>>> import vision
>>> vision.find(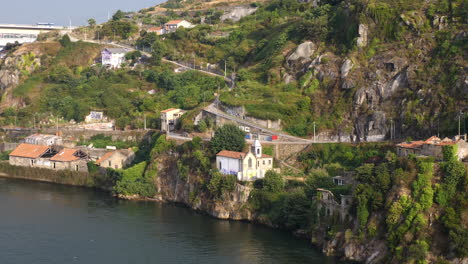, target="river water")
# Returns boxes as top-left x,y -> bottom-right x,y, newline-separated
0,178 -> 339,264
